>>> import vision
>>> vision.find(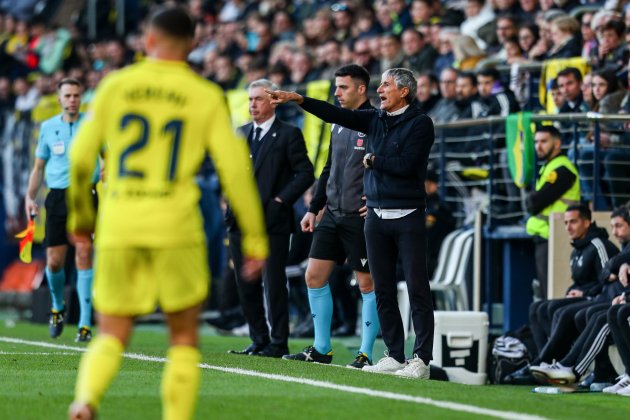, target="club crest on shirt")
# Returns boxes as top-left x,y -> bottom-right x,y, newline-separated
354,134 -> 366,151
